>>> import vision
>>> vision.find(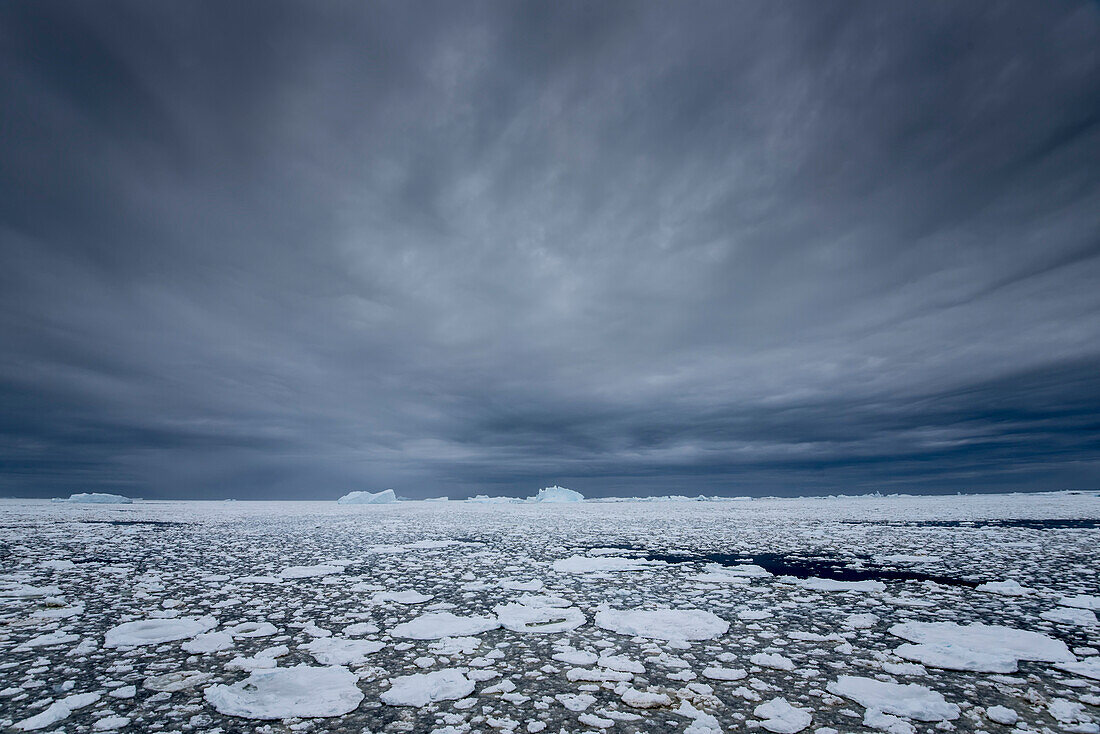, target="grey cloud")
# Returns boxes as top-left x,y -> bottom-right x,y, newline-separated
1,1 -> 1098,498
